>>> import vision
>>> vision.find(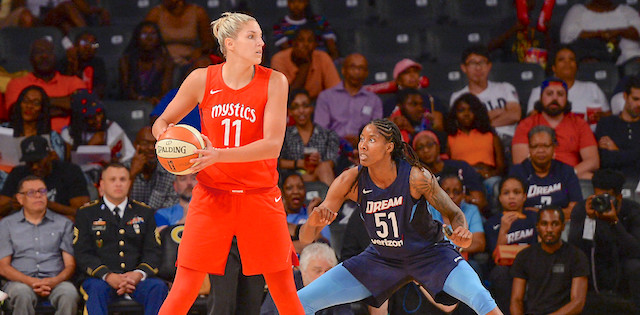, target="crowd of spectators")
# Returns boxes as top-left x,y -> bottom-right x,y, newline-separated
1,0 -> 640,314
